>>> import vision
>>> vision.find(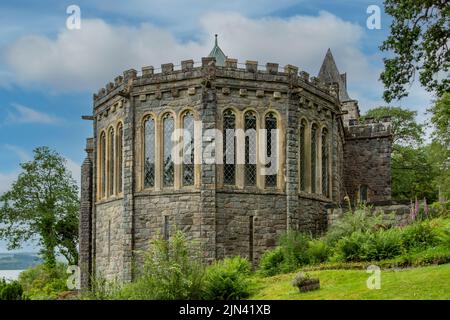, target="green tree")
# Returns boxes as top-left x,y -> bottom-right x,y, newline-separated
392,145 -> 438,201
361,106 -> 424,147
429,92 -> 450,148
0,147 -> 79,267
426,141 -> 450,200
380,0 -> 449,102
